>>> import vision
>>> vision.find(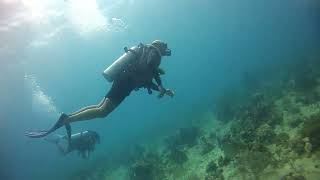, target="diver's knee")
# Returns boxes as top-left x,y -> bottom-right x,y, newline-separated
97,106 -> 113,118
98,110 -> 108,118
97,98 -> 117,118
